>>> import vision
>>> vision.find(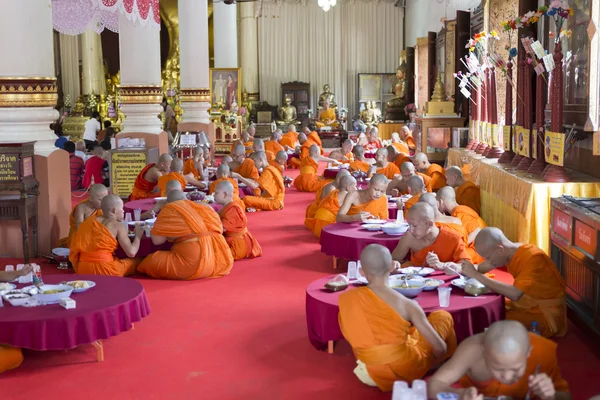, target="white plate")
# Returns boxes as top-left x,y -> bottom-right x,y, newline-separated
363,219 -> 387,225
0,283 -> 17,292
451,278 -> 467,289
238,183 -> 247,187
127,221 -> 146,227
144,218 -> 157,224
398,267 -> 435,276
361,224 -> 382,231
52,247 -> 70,257
66,280 -> 96,293
355,274 -> 423,285
154,197 -> 167,202
422,279 -> 444,291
